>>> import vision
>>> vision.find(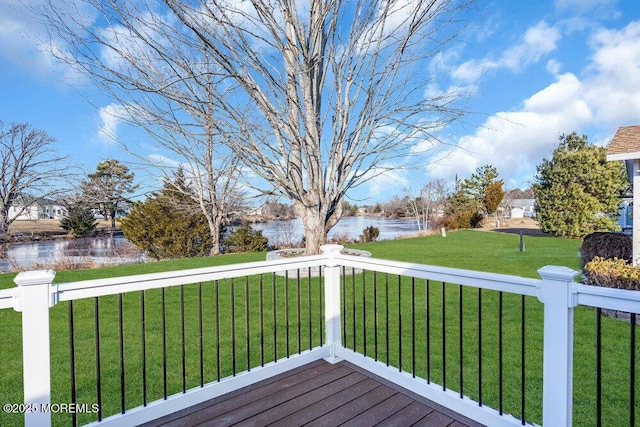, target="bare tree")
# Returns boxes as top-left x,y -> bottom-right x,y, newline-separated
0,121 -> 71,238
420,179 -> 448,230
37,0 -> 474,253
